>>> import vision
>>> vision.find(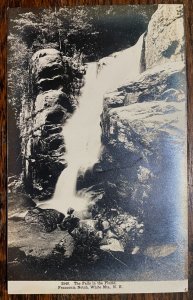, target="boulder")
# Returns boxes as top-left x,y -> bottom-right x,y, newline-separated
25,207 -> 65,232
59,216 -> 80,233
31,49 -> 66,92
102,220 -> 110,231
100,238 -> 124,252
35,89 -> 72,113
